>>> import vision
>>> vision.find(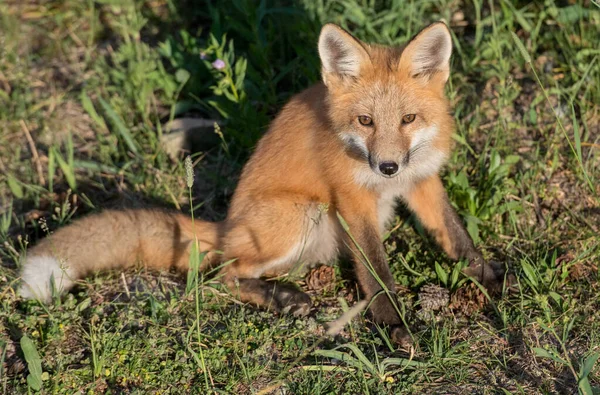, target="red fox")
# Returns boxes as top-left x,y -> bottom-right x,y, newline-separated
19,22 -> 508,343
